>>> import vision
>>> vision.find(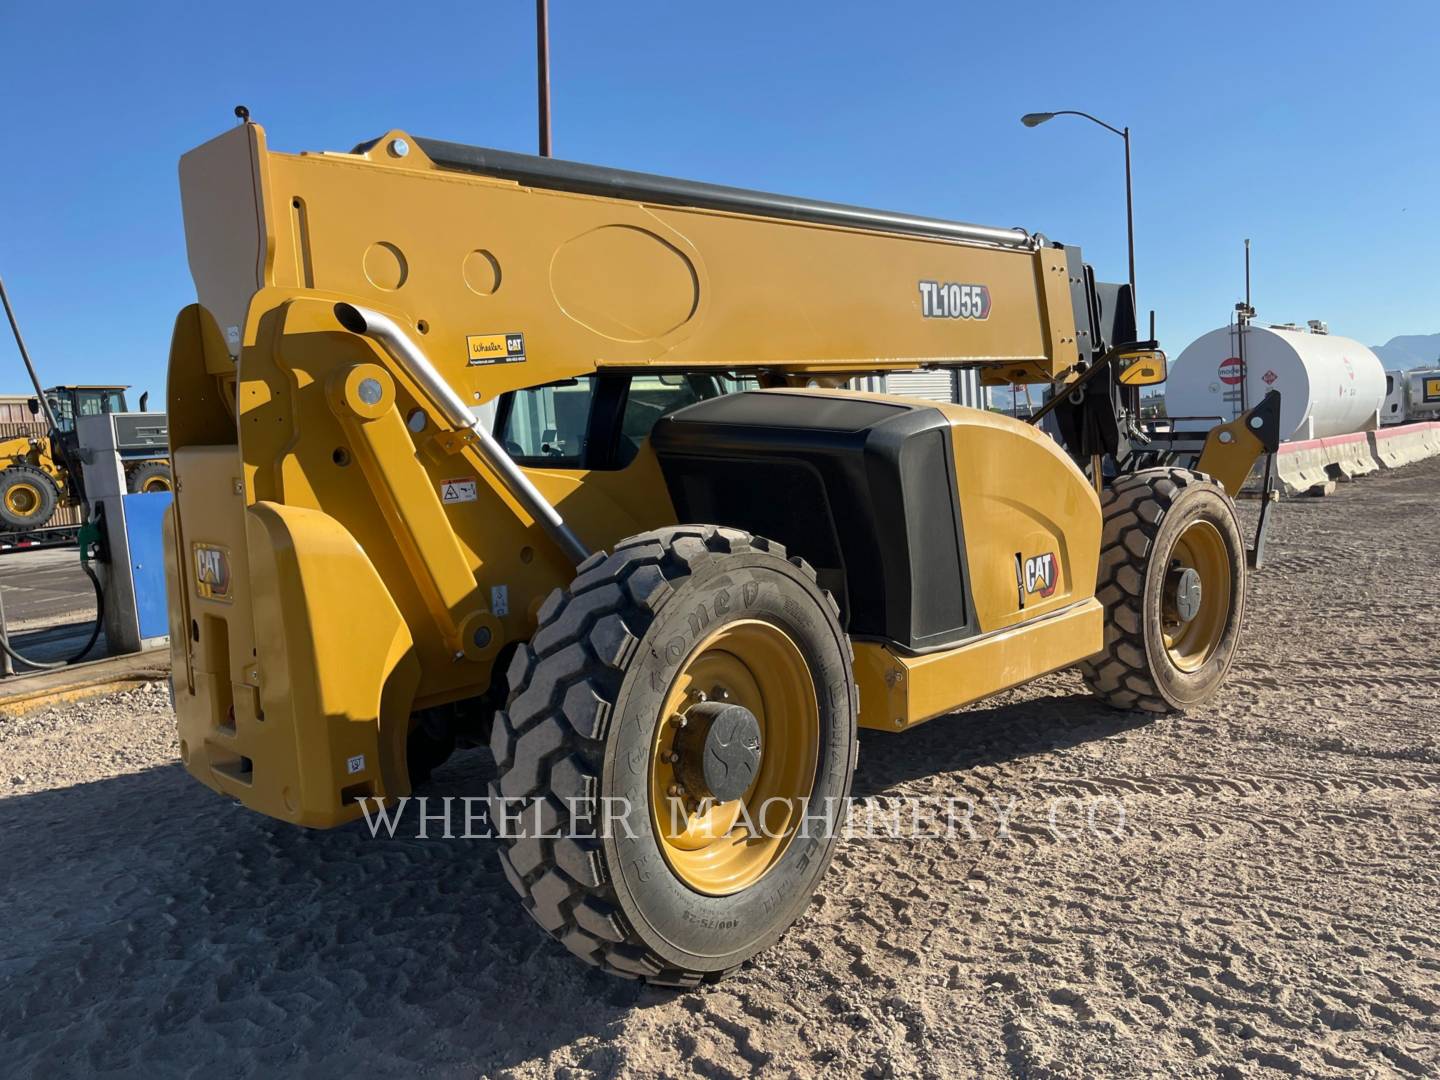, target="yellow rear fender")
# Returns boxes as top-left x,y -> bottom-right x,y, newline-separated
174,498 -> 420,828
246,501 -> 421,821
